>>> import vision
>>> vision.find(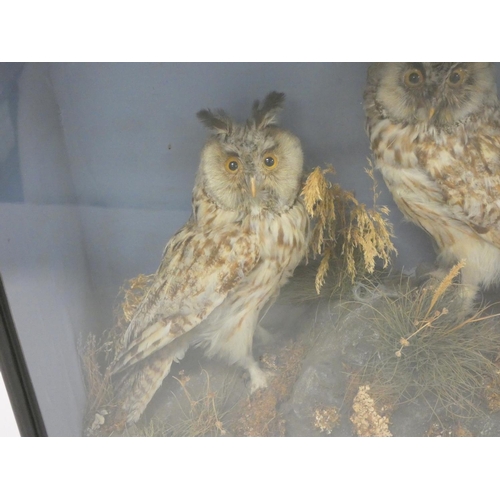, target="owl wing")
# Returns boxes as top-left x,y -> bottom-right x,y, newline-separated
436,130 -> 500,247
111,222 -> 260,375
